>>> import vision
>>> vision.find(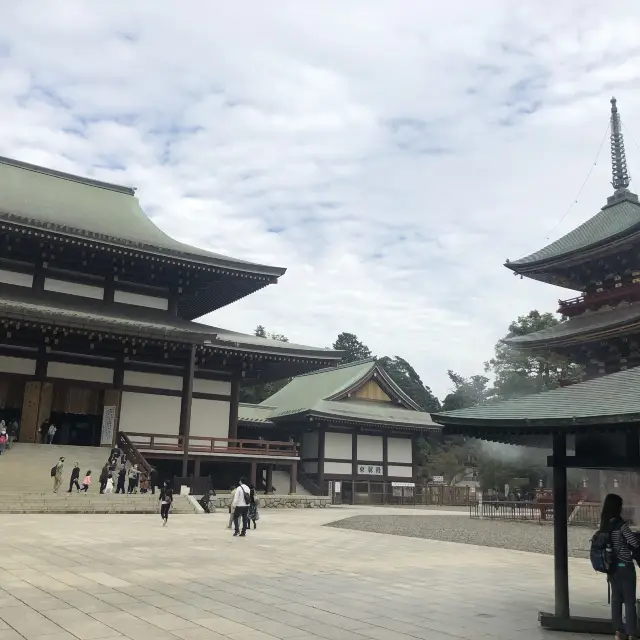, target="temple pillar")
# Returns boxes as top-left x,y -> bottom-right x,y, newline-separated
289,461 -> 297,494
317,426 -> 326,491
552,433 -> 570,619
266,465 -> 273,494
228,376 -> 240,440
179,345 -> 196,477
382,435 -> 389,481
194,458 -> 201,478
250,461 -> 257,487
20,381 -> 42,444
